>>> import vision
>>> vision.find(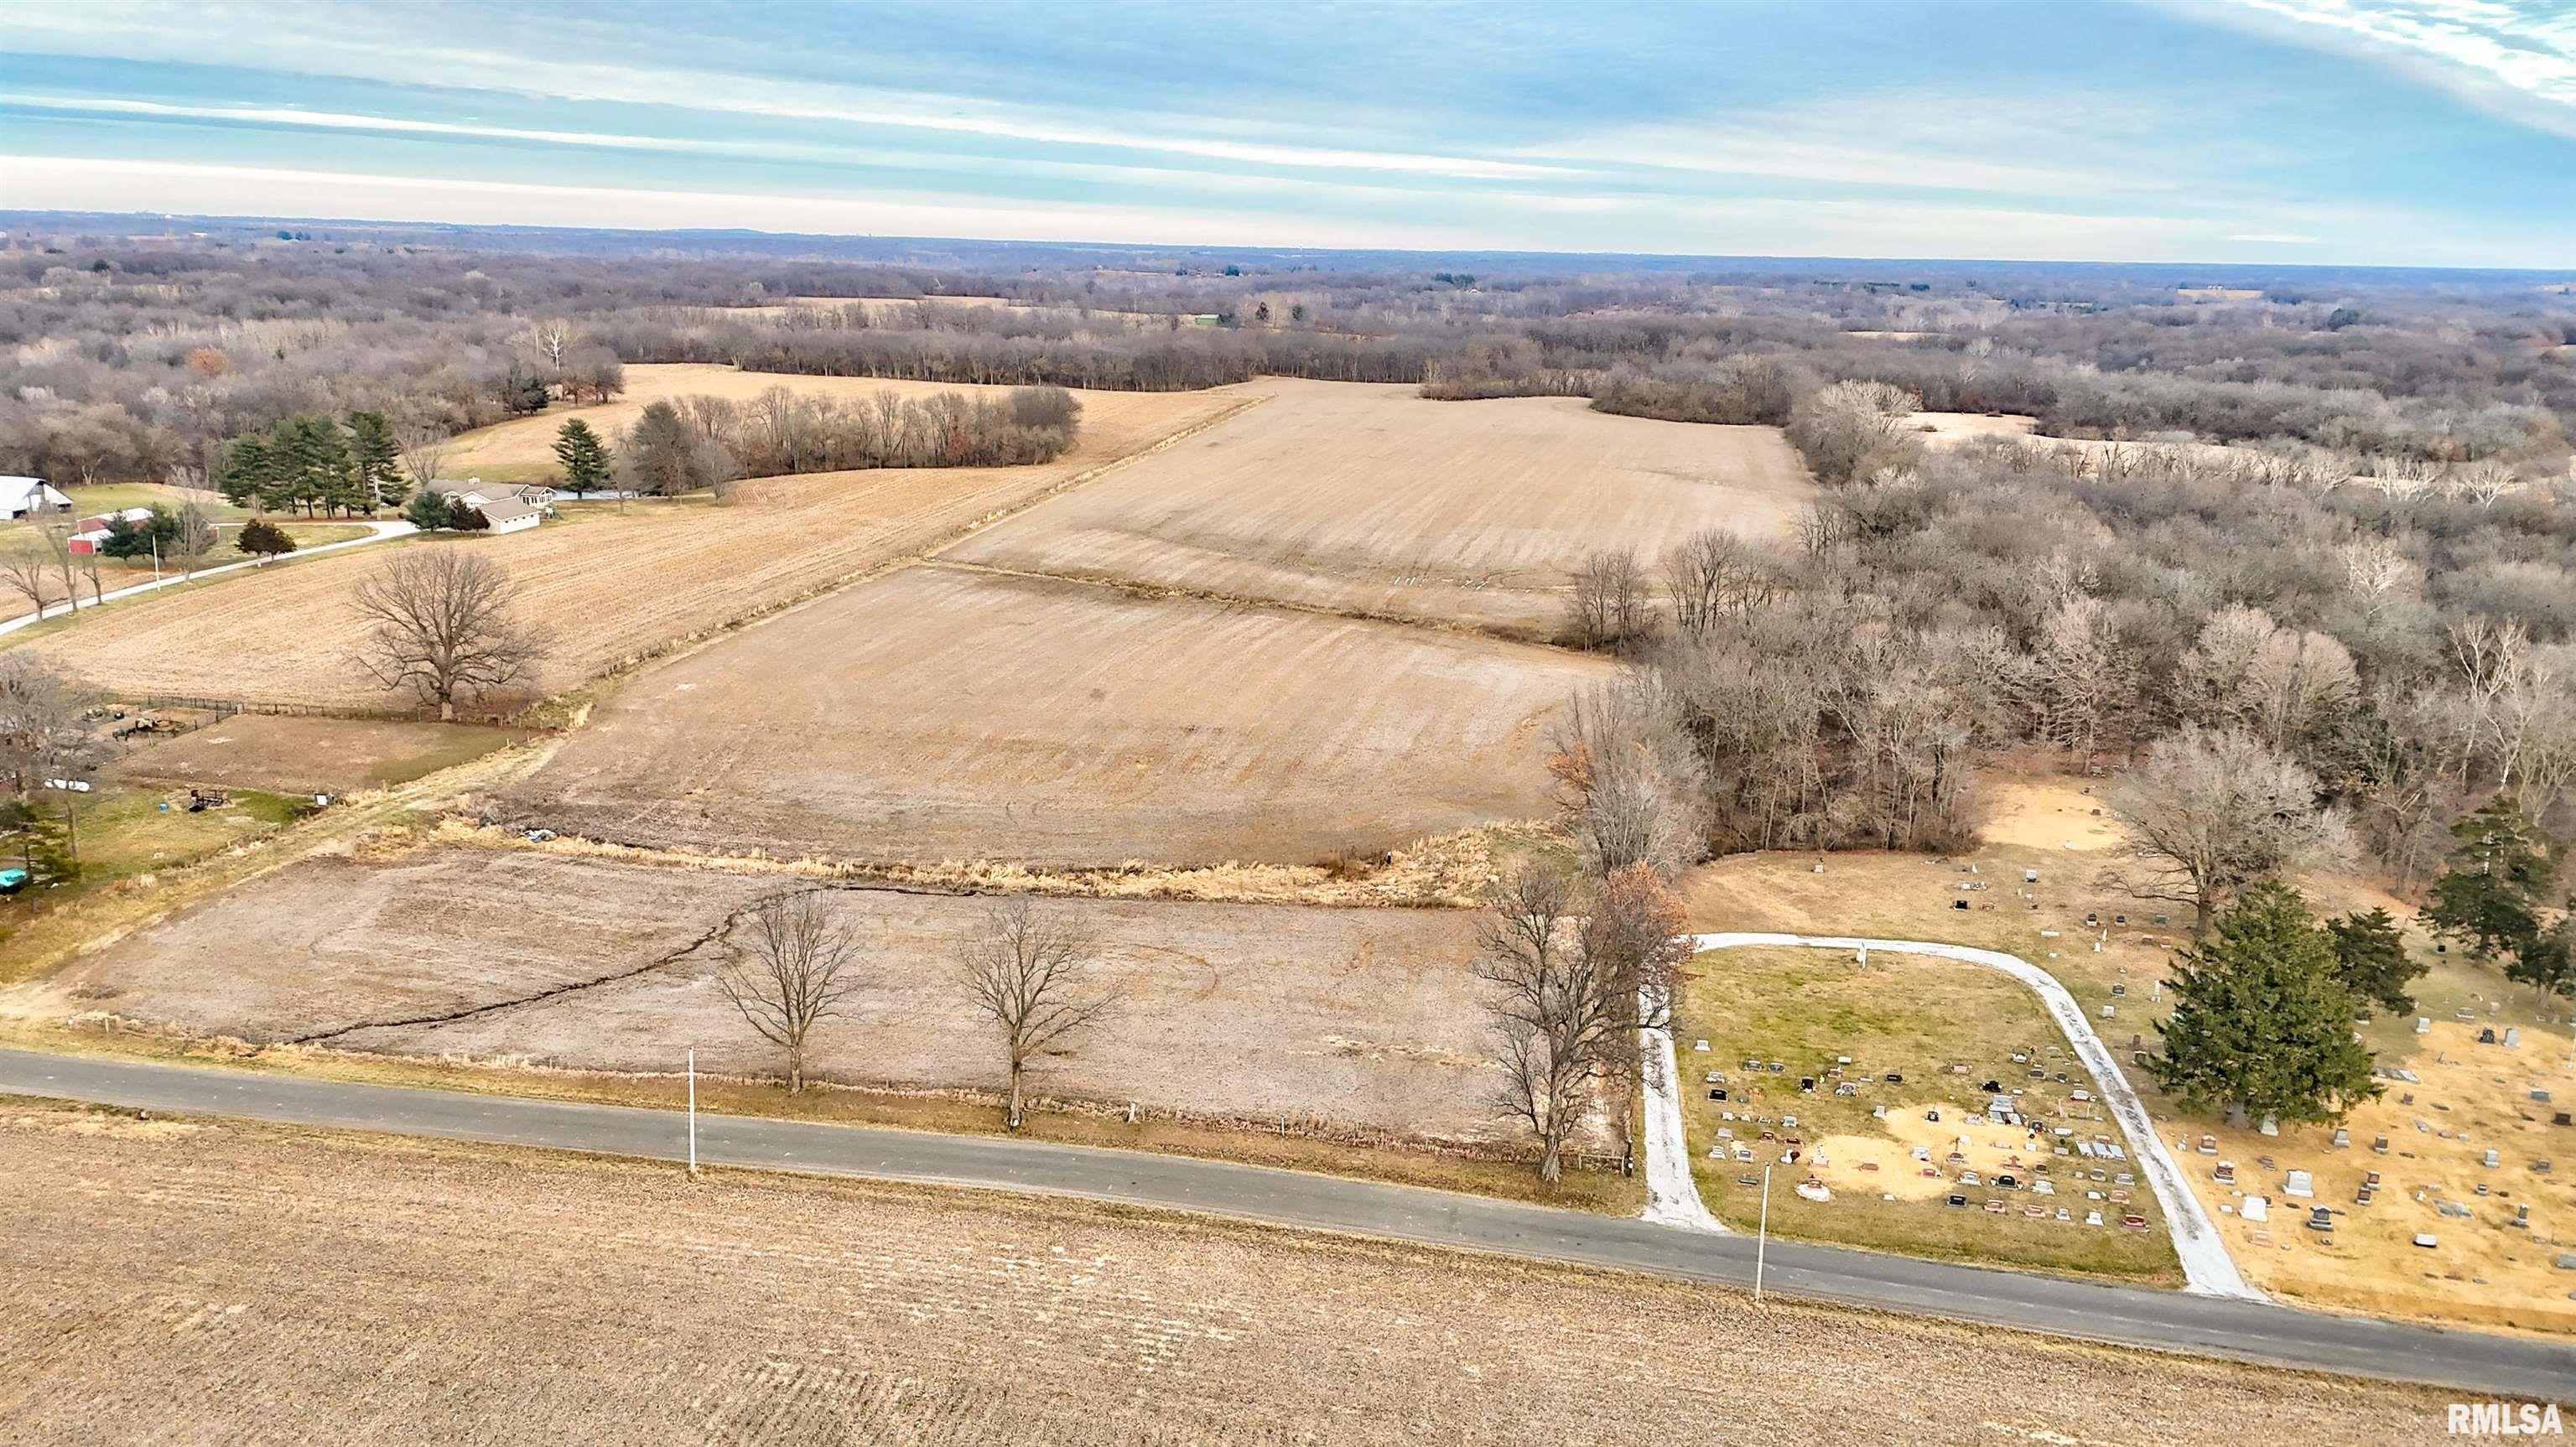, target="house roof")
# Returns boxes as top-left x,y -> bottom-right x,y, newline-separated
474,496 -> 542,526
423,477 -> 487,497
